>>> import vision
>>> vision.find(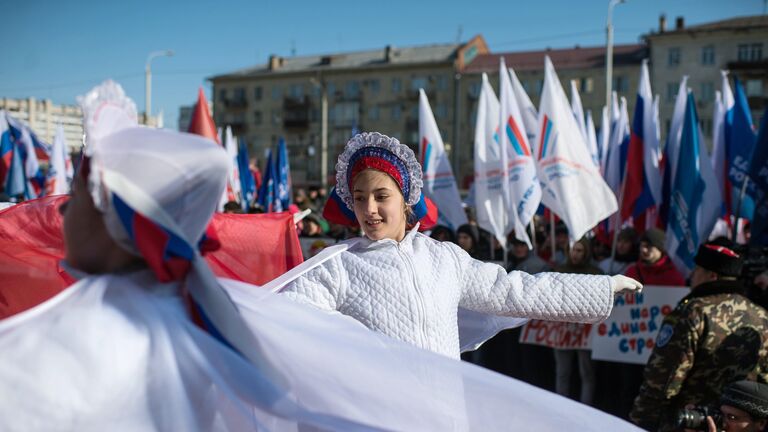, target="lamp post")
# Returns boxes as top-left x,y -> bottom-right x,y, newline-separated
145,50 -> 174,124
605,0 -> 626,109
